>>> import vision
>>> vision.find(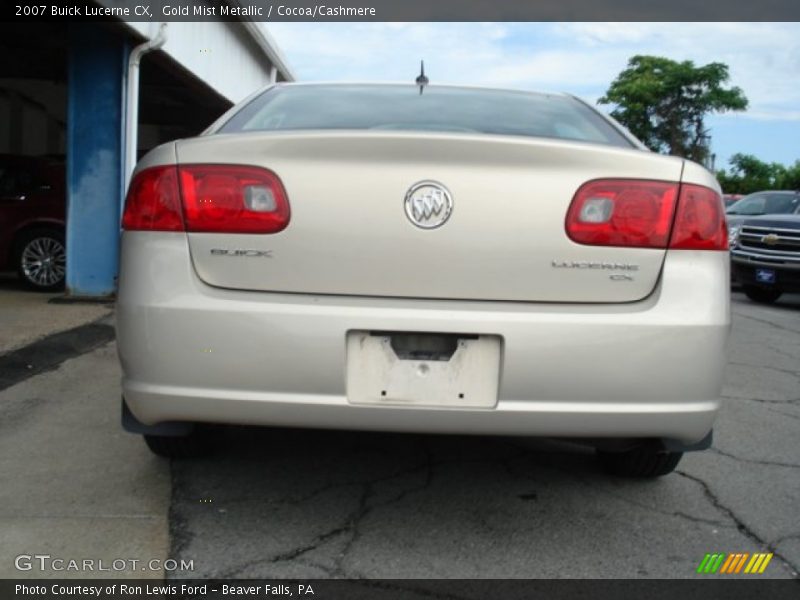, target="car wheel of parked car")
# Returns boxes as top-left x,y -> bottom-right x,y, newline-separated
143,430 -> 211,459
15,228 -> 66,291
742,285 -> 782,304
597,446 -> 683,478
